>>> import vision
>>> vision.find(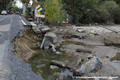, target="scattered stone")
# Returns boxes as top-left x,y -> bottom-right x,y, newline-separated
87,55 -> 94,60
50,60 -> 66,68
55,51 -> 61,55
73,56 -> 102,76
50,65 -> 59,70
